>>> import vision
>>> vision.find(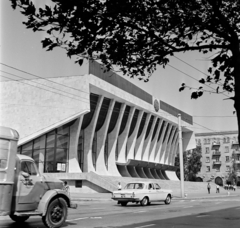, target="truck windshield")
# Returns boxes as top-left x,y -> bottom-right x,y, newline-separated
21,161 -> 38,175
